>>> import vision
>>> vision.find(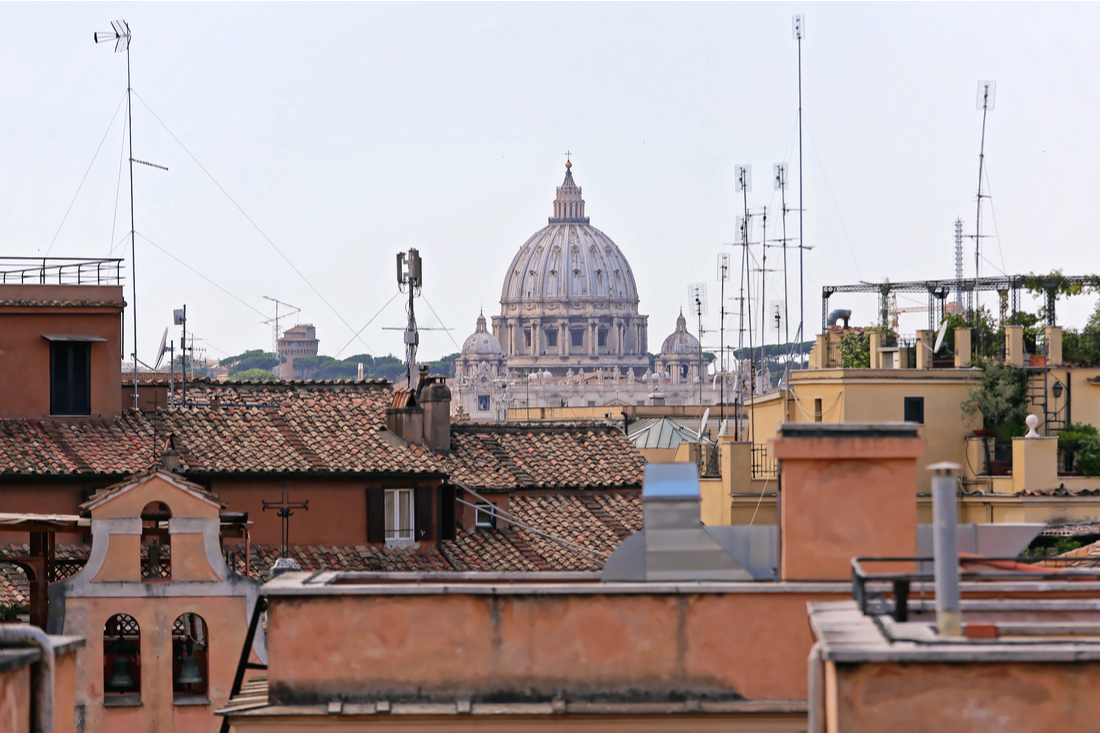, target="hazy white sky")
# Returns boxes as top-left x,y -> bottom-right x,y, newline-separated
4,2 -> 1100,364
